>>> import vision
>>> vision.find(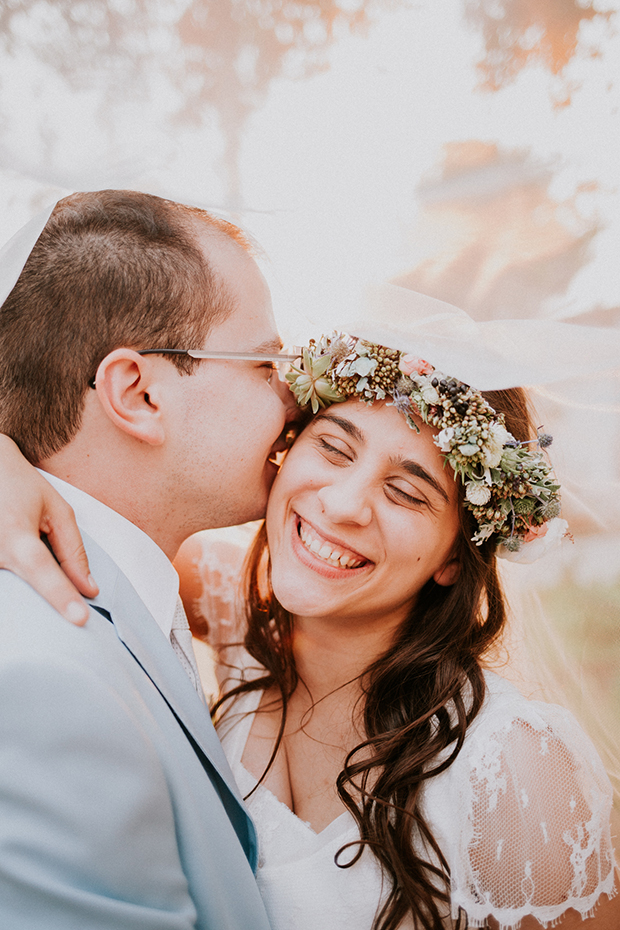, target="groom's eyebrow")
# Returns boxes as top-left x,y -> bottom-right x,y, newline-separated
252,337 -> 284,353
